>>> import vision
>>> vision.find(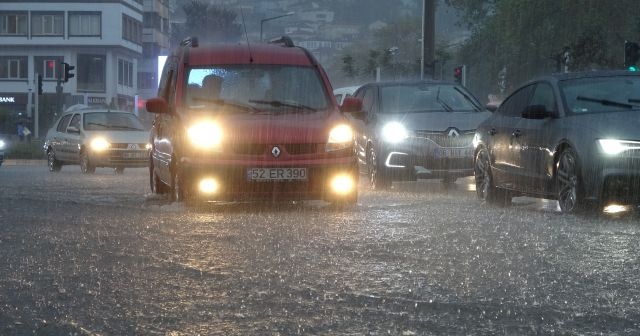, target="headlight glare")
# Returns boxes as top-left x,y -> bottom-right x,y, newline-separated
598,139 -> 640,155
0,140 -> 5,150
326,124 -> 353,151
188,121 -> 223,150
381,122 -> 409,143
90,137 -> 110,151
